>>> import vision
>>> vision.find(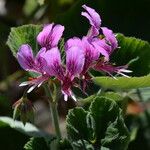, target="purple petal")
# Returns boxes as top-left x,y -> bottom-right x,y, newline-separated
37,24 -> 64,49
17,44 -> 34,71
50,24 -> 65,47
65,37 -> 83,50
82,37 -> 100,61
37,24 -> 54,48
66,46 -> 85,78
87,26 -> 99,37
36,47 -> 46,59
43,47 -> 64,79
35,48 -> 47,73
92,39 -> 110,61
81,5 -> 101,30
101,27 -> 118,50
